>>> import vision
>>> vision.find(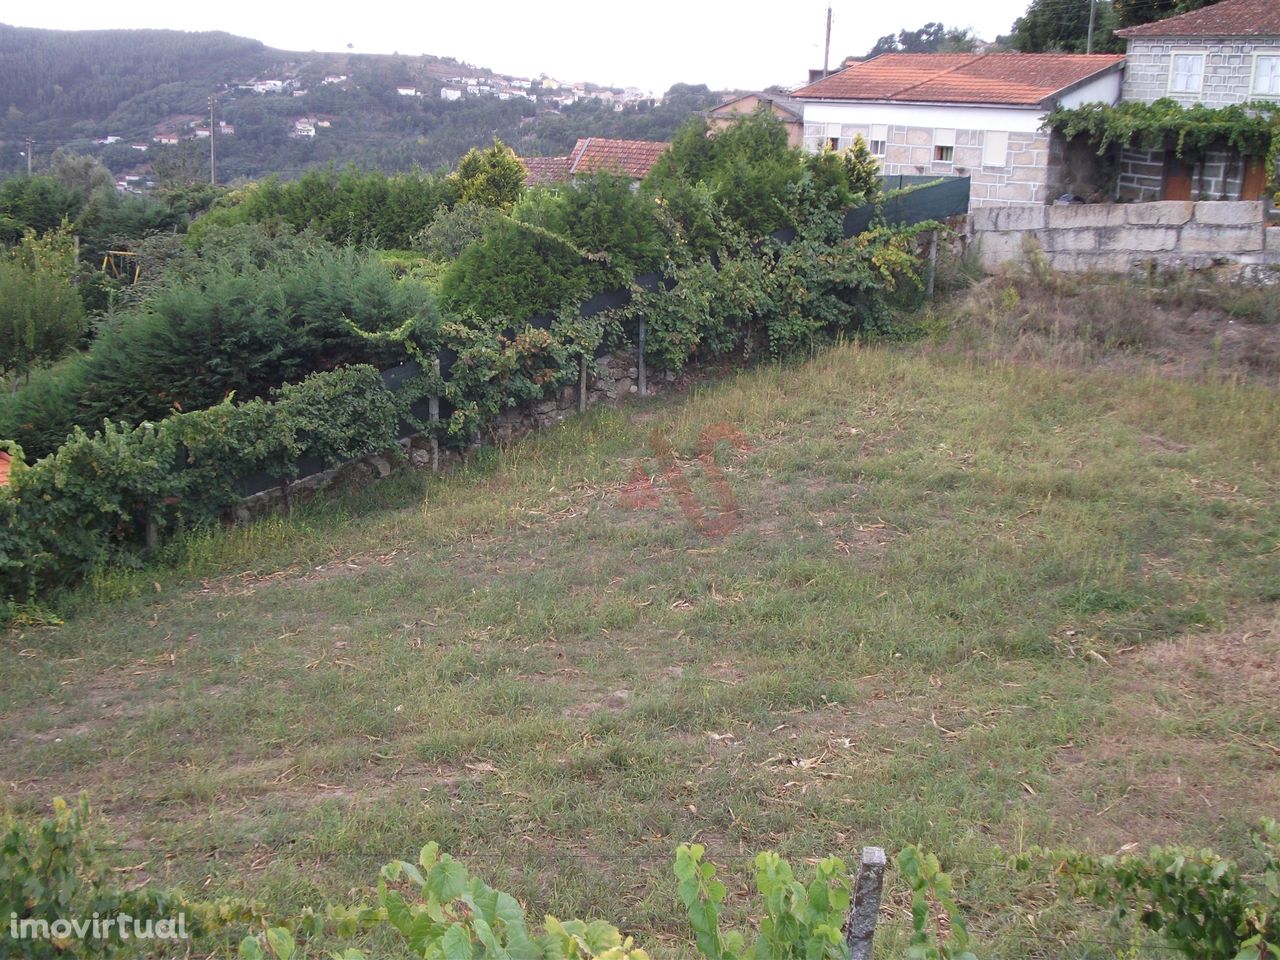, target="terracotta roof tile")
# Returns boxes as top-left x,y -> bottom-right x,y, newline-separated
1117,0 -> 1280,38
521,155 -> 570,185
0,450 -> 11,488
794,52 -> 1126,106
567,138 -> 669,179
